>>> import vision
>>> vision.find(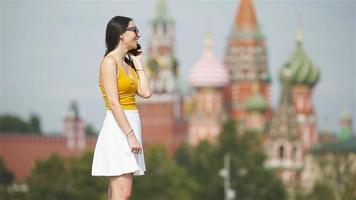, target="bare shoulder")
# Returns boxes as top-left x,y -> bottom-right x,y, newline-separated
100,56 -> 117,73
